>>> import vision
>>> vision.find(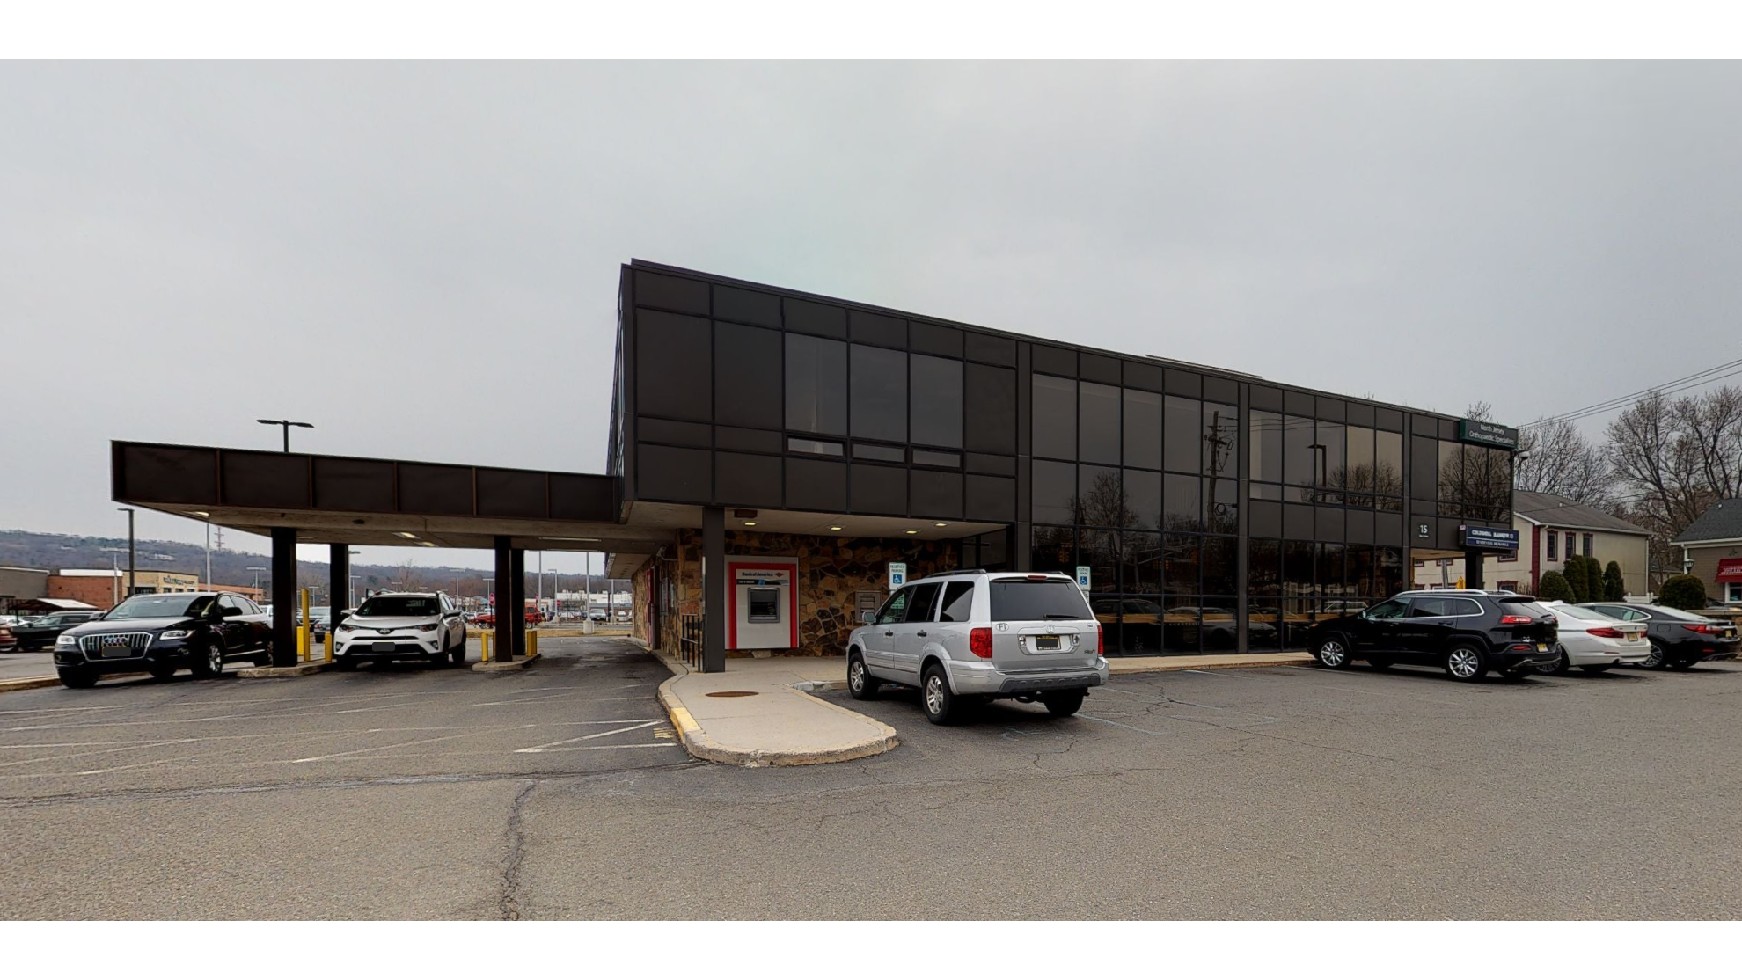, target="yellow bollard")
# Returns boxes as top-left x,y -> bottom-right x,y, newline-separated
324,632 -> 333,663
481,632 -> 492,663
296,625 -> 307,663
299,589 -> 313,662
527,630 -> 538,659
